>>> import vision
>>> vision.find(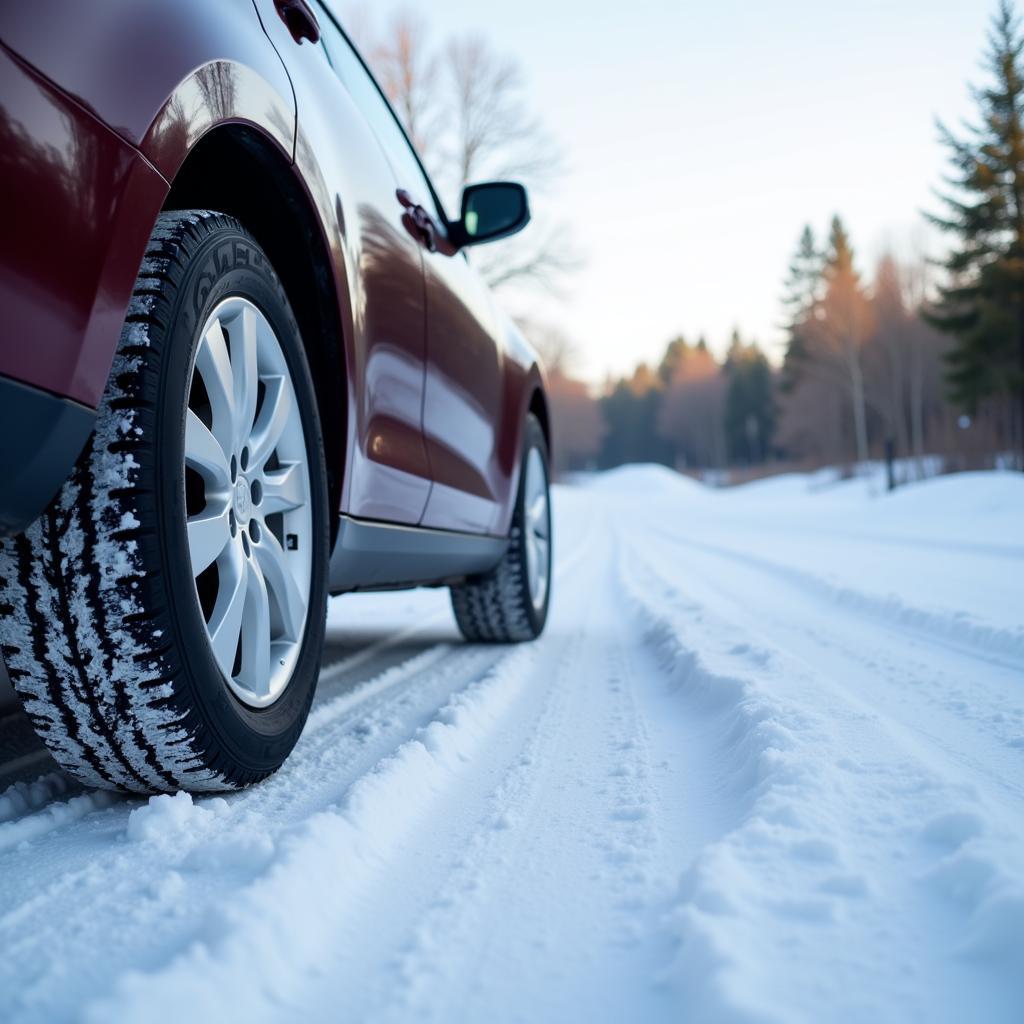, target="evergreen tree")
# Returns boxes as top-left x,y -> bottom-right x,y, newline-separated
927,0 -> 1024,451
657,335 -> 689,385
598,365 -> 672,468
780,225 -> 823,391
724,333 -> 776,464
